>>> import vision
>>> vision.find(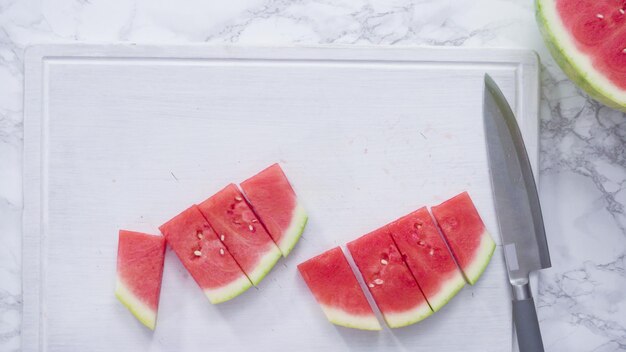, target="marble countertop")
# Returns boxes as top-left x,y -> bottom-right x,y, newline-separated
1,0 -> 624,351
